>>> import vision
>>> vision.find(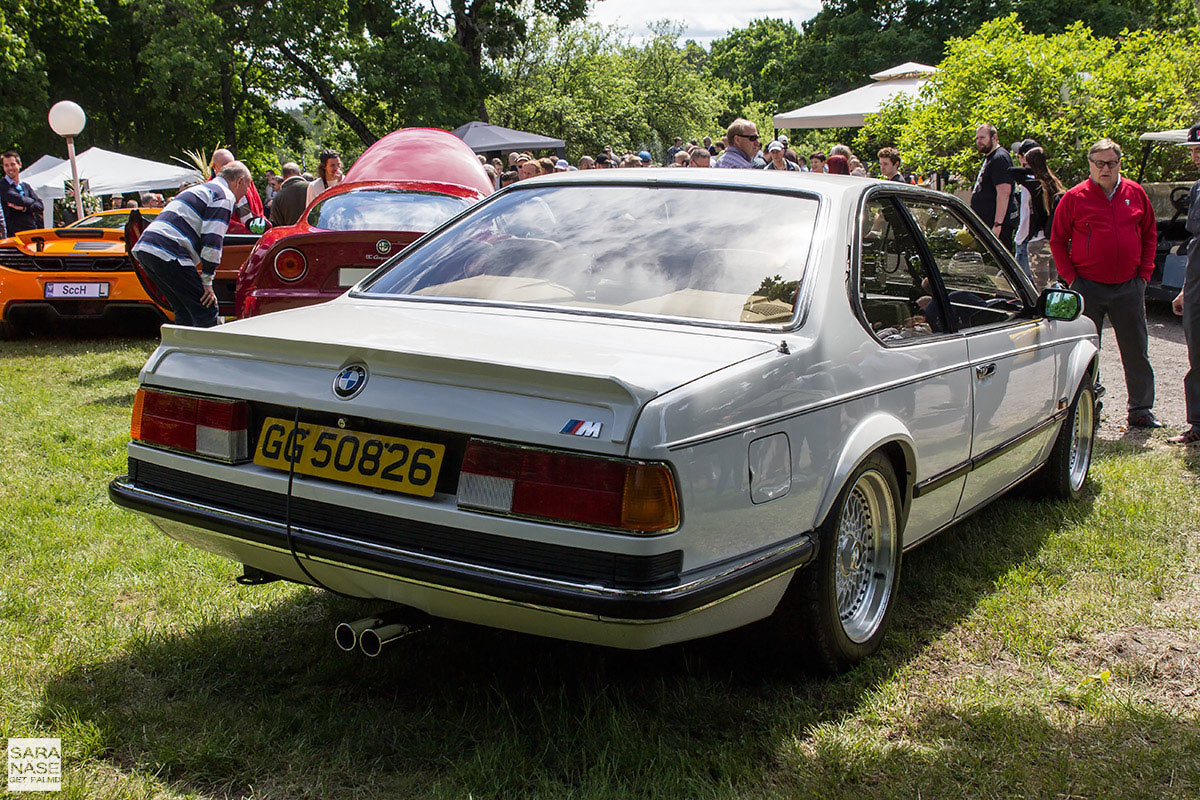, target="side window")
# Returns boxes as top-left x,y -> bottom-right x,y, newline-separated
903,199 -> 1024,330
858,197 -> 940,343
